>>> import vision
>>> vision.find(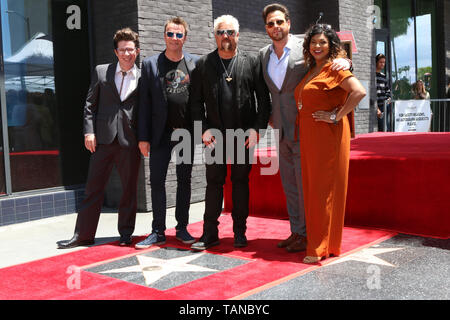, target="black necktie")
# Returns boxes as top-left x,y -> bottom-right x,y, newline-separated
119,71 -> 127,97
